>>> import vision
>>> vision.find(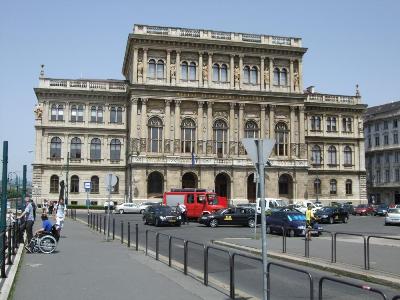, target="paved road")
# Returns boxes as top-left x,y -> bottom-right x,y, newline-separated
77,211 -> 400,299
